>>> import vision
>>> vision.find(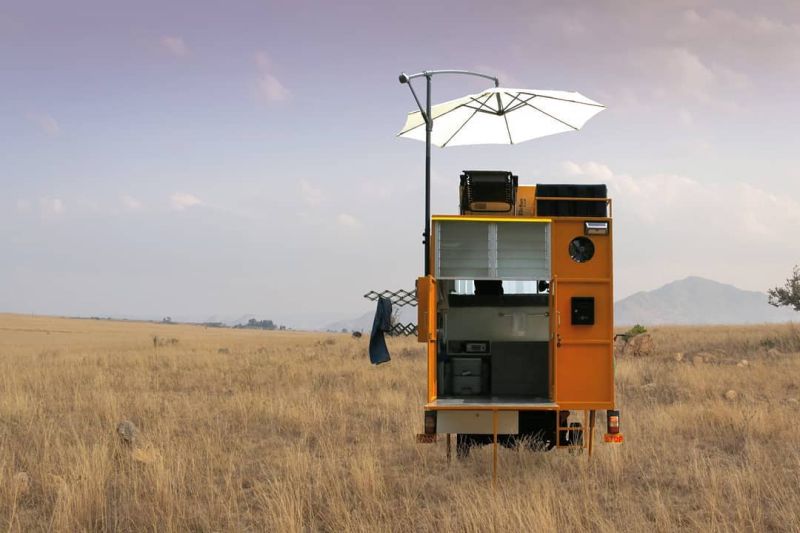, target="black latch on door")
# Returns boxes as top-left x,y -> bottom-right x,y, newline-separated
571,297 -> 595,325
